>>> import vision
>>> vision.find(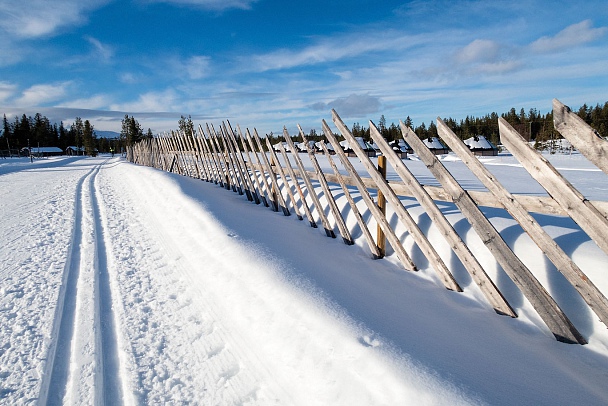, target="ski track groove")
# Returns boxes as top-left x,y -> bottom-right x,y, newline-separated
97,162 -> 284,404
38,160 -> 124,405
